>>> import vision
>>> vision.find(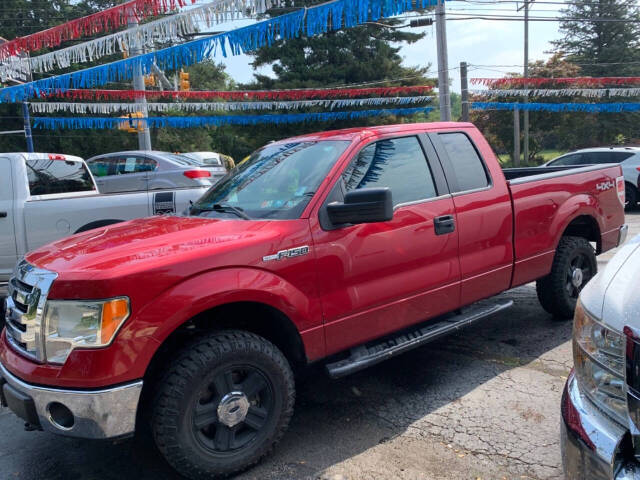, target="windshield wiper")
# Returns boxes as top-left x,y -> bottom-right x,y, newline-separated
212,203 -> 251,220
191,204 -> 251,220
